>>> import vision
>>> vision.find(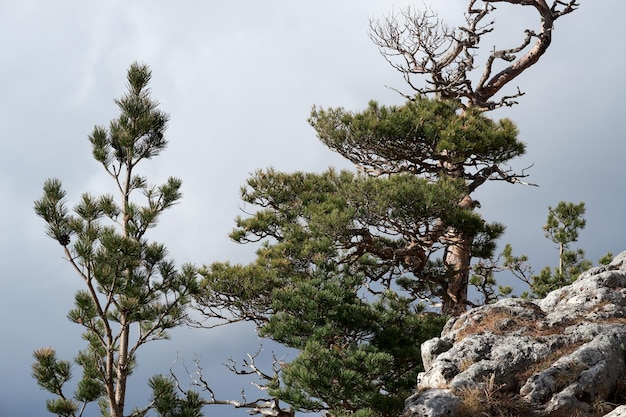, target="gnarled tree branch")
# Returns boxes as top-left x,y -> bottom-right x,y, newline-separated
169,349 -> 295,417
370,0 -> 579,110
